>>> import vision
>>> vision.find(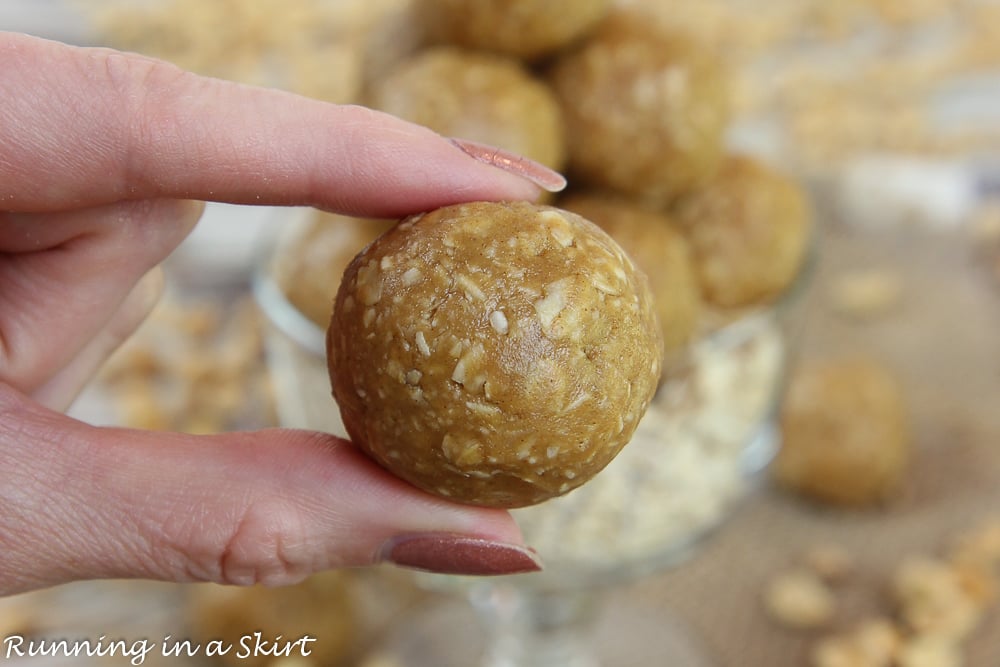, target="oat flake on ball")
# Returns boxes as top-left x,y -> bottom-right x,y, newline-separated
327,201 -> 663,508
